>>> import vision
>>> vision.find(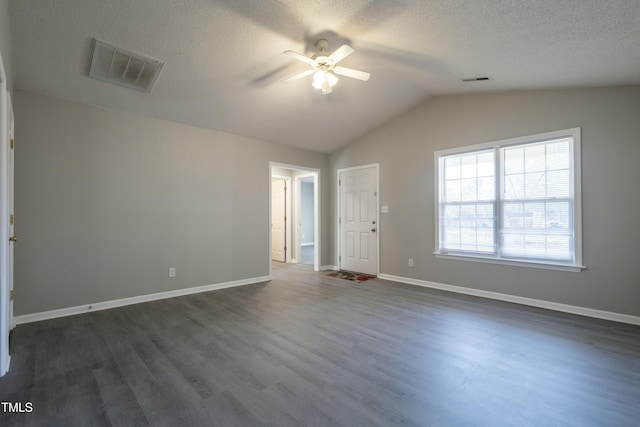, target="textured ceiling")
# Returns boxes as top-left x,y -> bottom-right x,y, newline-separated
9,0 -> 640,153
